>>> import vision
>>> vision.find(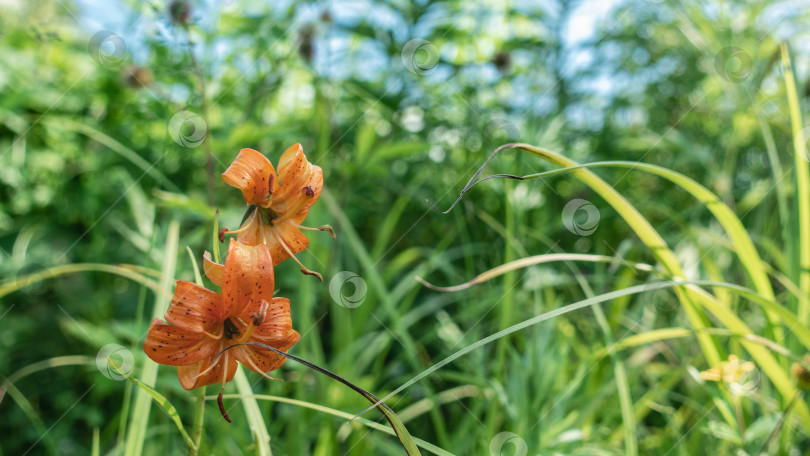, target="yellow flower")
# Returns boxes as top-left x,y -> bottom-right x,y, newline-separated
700,355 -> 759,395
